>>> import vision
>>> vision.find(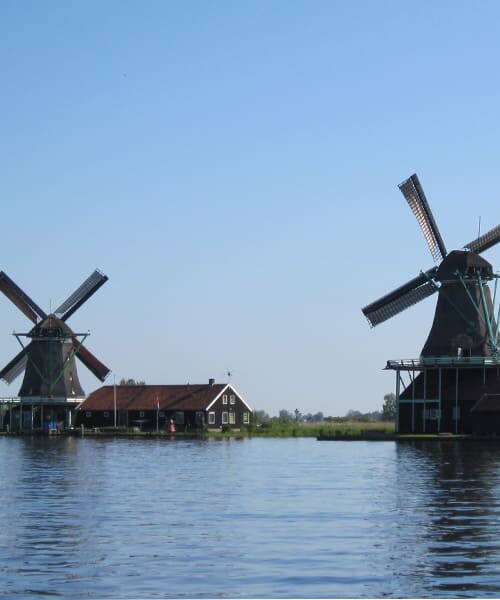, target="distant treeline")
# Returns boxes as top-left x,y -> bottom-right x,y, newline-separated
255,393 -> 396,424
